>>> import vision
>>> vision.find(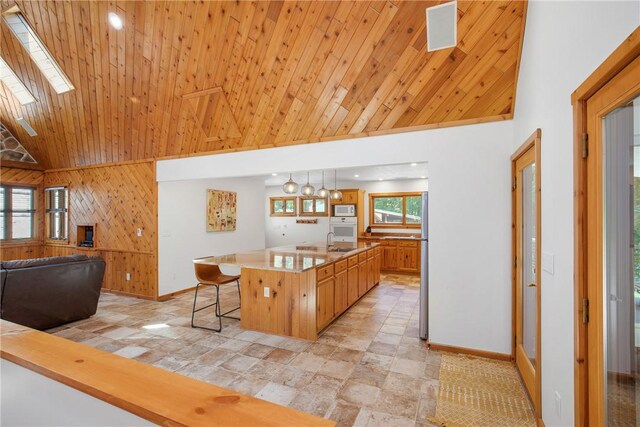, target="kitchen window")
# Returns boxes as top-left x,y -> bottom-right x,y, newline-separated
270,196 -> 296,216
299,197 -> 328,216
45,186 -> 68,241
0,185 -> 36,241
369,192 -> 422,228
